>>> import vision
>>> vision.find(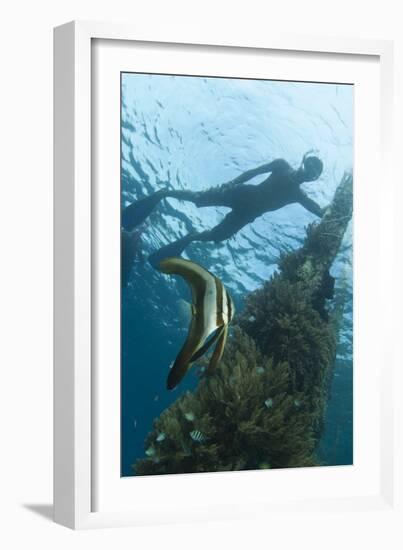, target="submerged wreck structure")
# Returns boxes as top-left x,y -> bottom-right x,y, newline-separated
135,172 -> 353,475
